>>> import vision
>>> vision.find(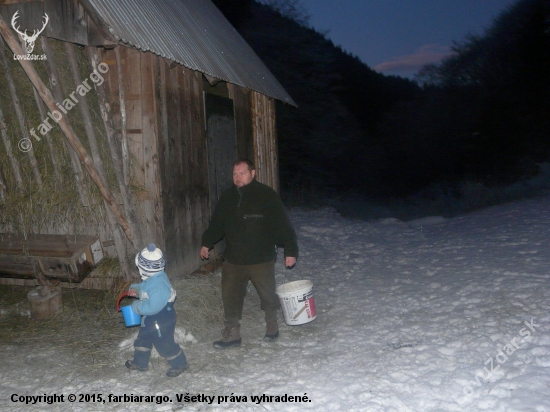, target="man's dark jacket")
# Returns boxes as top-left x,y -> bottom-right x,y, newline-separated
201,179 -> 298,265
